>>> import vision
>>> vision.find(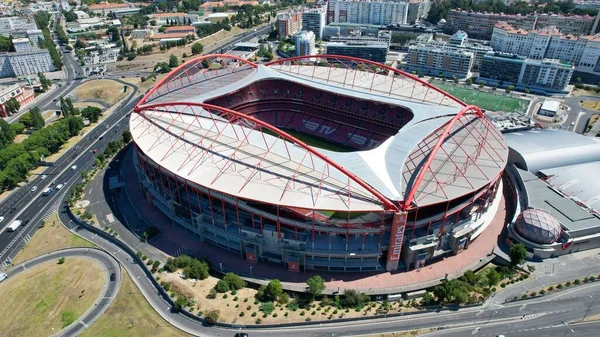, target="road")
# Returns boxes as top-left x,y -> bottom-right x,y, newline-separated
4,248 -> 121,337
